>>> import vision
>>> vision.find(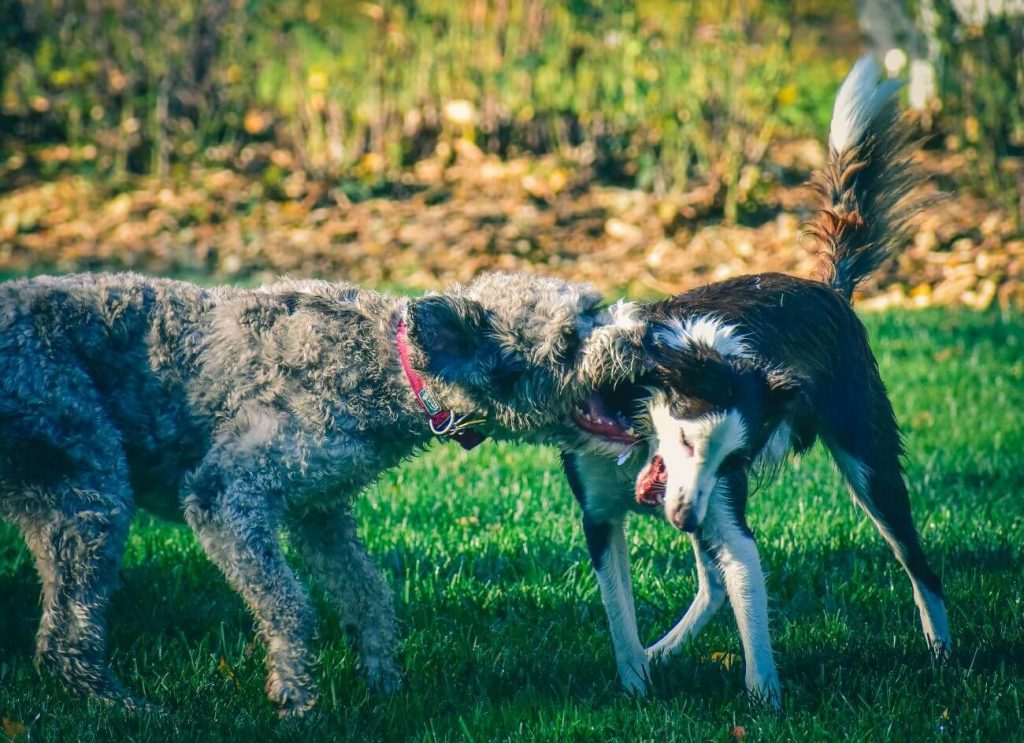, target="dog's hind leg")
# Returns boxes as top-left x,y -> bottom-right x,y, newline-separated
287,507 -> 401,693
703,472 -> 781,710
4,471 -> 134,704
645,532 -> 727,662
0,376 -> 136,706
830,442 -> 951,658
562,453 -> 649,695
183,459 -> 318,716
